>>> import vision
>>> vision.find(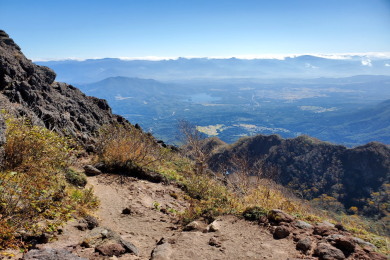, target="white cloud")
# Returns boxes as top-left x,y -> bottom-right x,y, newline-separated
32,52 -> 390,62
385,63 -> 390,67
305,63 -> 319,69
361,58 -> 372,67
